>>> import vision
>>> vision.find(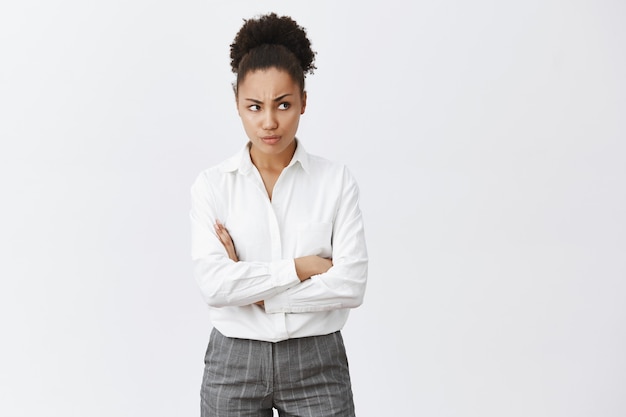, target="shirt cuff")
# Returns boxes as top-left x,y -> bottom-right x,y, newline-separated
263,290 -> 290,313
269,259 -> 300,292
265,260 -> 299,313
